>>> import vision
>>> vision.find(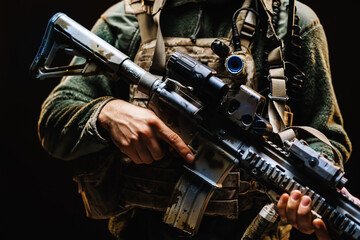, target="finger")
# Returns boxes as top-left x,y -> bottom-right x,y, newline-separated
155,121 -> 194,163
313,218 -> 331,240
286,190 -> 302,226
111,137 -> 141,164
297,196 -> 315,234
122,147 -> 142,164
136,146 -> 154,164
143,133 -> 165,161
277,193 -> 289,221
341,187 -> 360,205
